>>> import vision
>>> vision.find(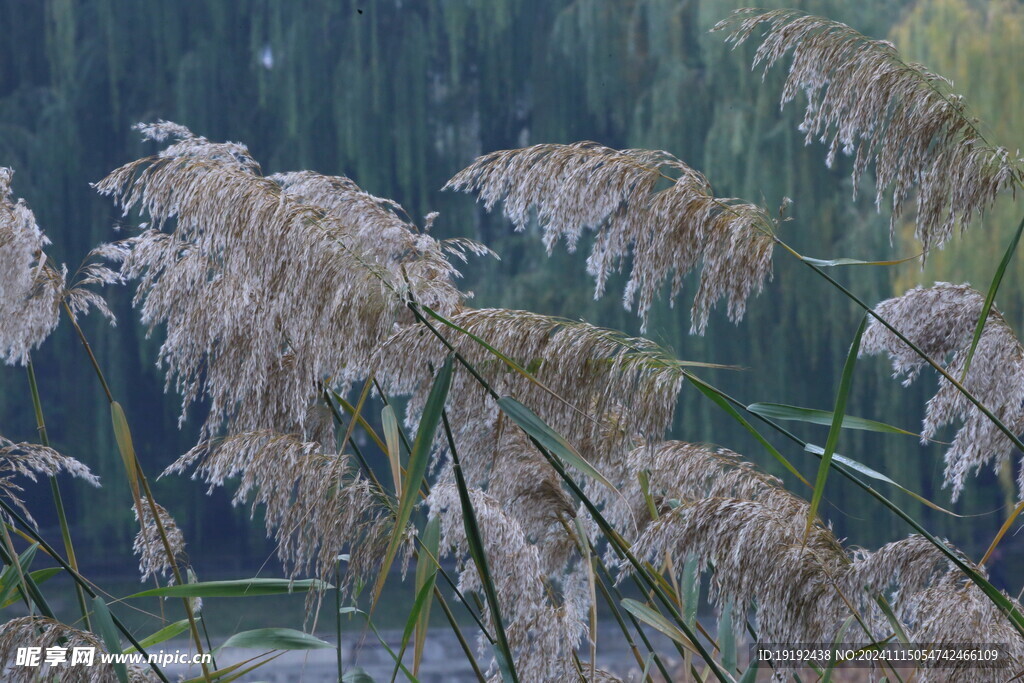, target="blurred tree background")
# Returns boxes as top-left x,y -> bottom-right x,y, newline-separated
0,0 -> 1020,587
